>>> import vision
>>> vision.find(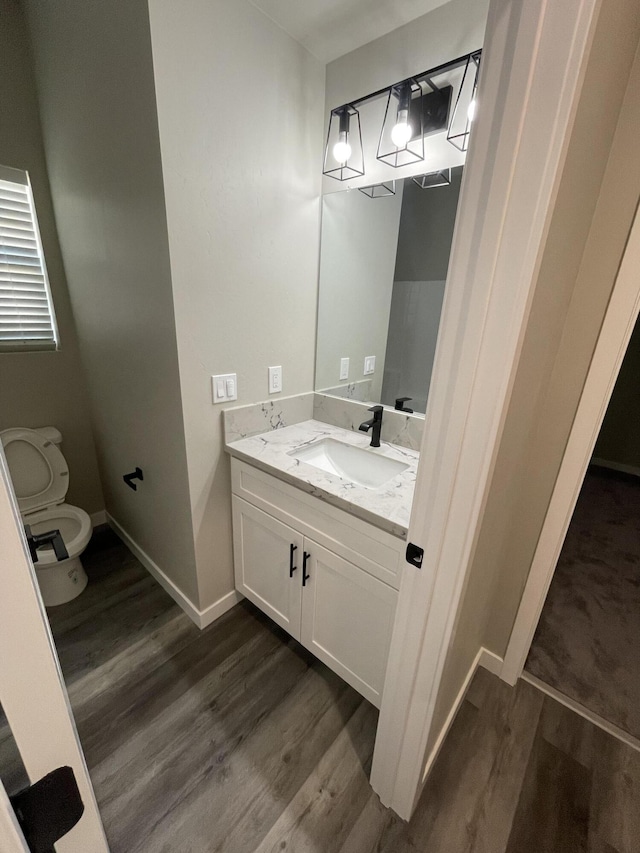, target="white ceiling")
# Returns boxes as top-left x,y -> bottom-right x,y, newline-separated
249,0 -> 452,63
